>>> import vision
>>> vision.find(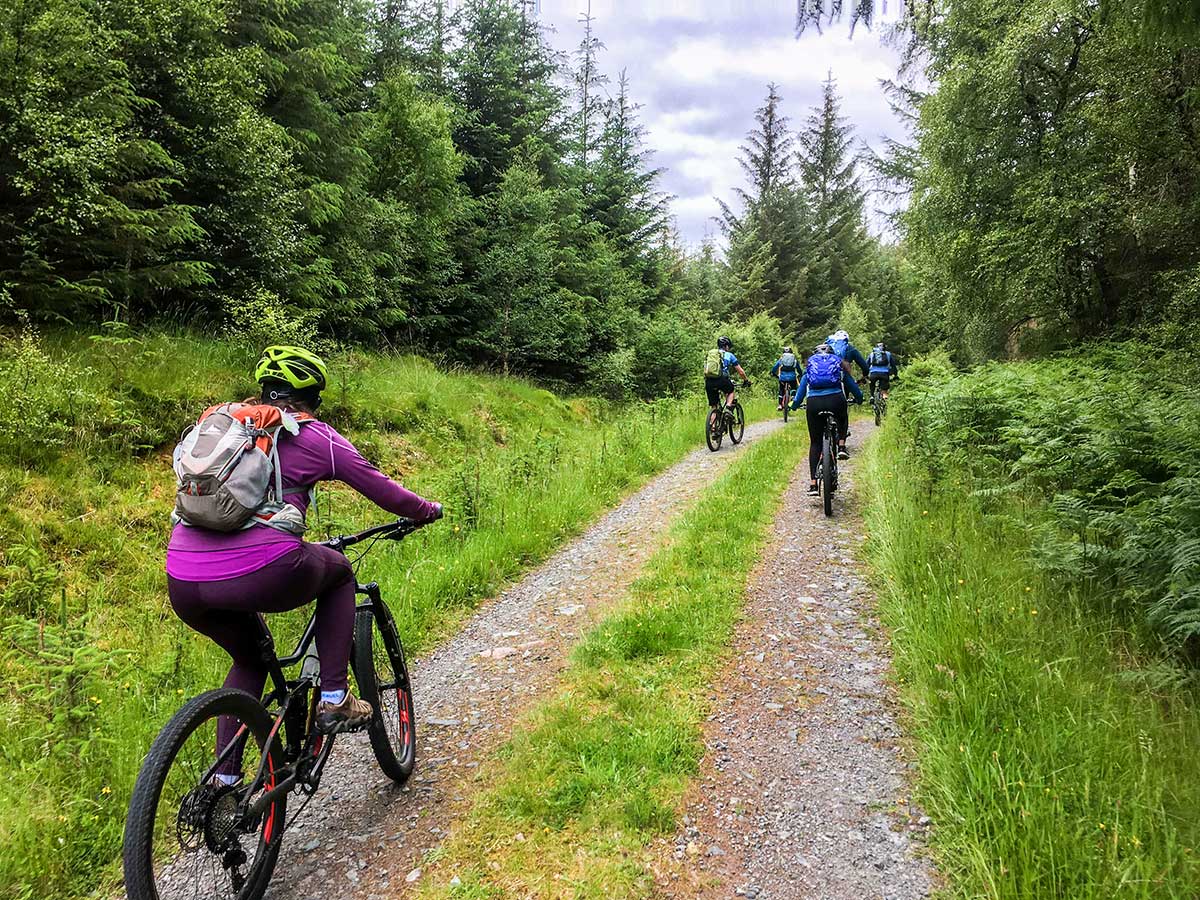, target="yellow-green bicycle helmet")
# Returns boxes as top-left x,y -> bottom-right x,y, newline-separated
255,345 -> 328,392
